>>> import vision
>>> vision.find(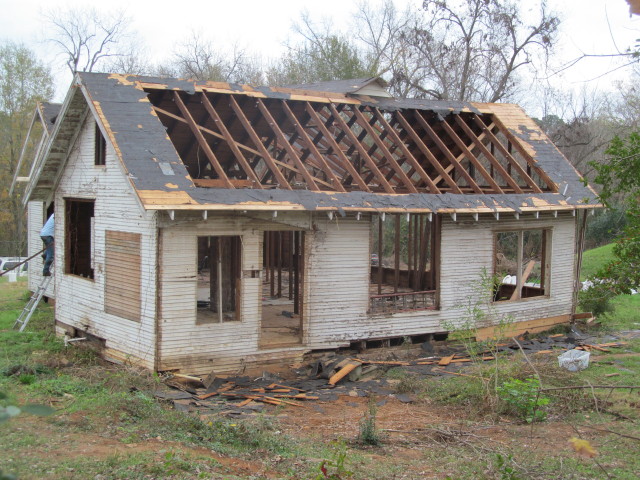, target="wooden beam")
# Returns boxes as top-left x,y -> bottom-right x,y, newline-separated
305,103 -> 372,192
413,111 -> 483,194
471,114 -> 542,193
256,98 -> 320,191
452,115 -> 523,194
173,91 -> 233,189
328,104 -> 395,193
371,108 -> 440,194
280,101 -> 346,192
438,118 -> 504,193
228,95 -> 291,189
489,115 -> 557,192
200,91 -> 263,188
394,112 -> 460,193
